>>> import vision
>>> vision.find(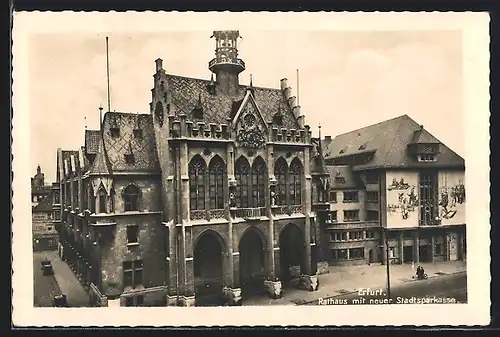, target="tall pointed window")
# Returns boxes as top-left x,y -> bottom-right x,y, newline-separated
251,157 -> 267,207
208,156 -> 225,210
235,157 -> 250,208
289,158 -> 302,205
189,156 -> 206,211
97,187 -> 107,214
123,185 -> 140,212
274,158 -> 288,206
